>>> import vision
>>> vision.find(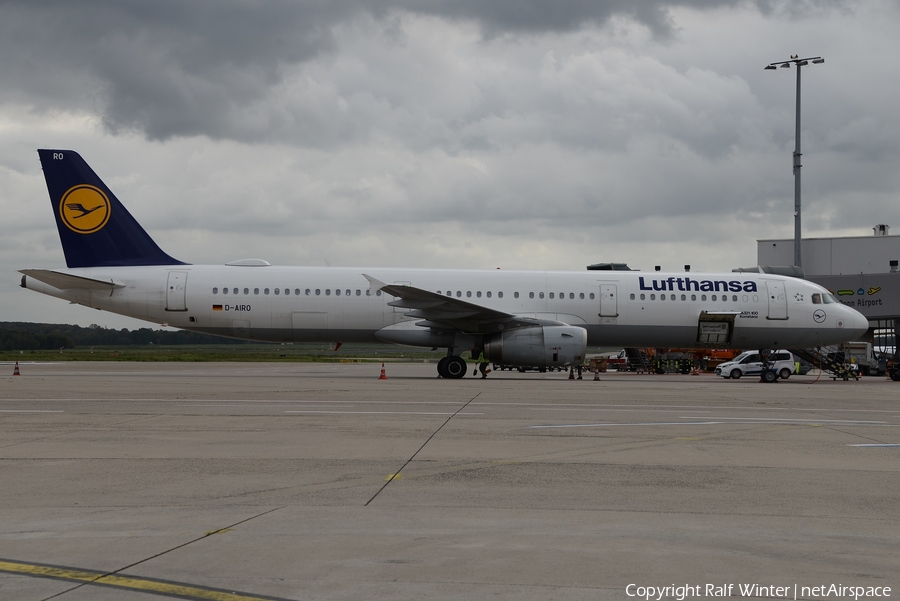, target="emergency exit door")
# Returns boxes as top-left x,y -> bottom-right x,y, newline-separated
599,284 -> 618,317
165,271 -> 188,311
